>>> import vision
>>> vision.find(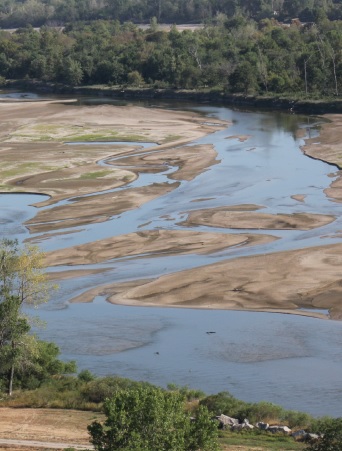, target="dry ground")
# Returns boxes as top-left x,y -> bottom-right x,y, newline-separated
0,407 -> 101,450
